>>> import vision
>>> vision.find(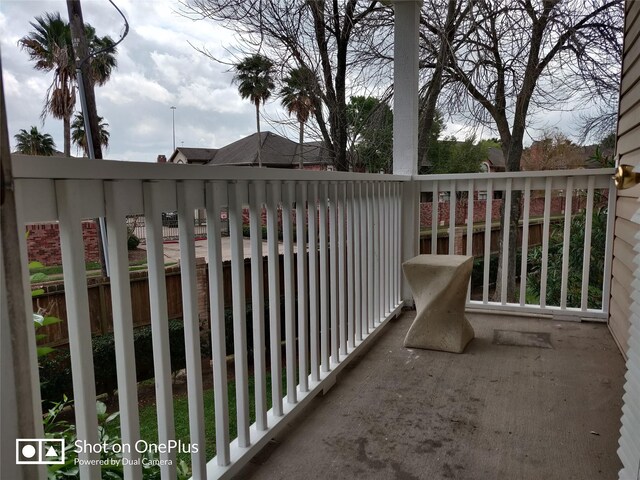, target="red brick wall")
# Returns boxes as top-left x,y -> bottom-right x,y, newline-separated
419,196 -> 586,227
27,221 -> 100,266
241,207 -> 282,227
